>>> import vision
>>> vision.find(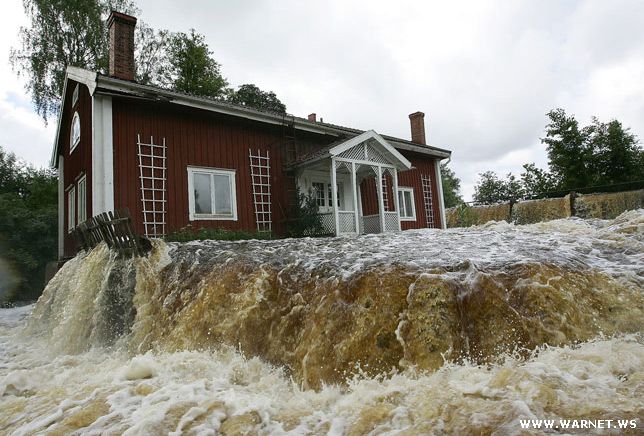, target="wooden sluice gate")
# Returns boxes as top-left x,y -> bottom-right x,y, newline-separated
71,208 -> 152,257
